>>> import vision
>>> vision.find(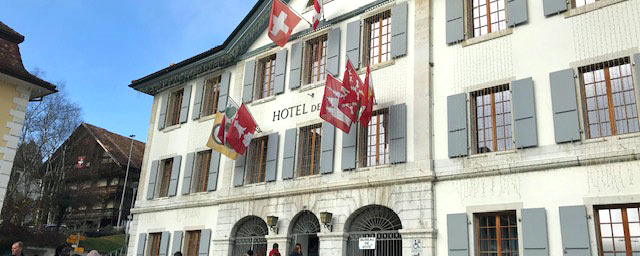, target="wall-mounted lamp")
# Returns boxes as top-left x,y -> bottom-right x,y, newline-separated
320,211 -> 333,232
267,215 -> 279,234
